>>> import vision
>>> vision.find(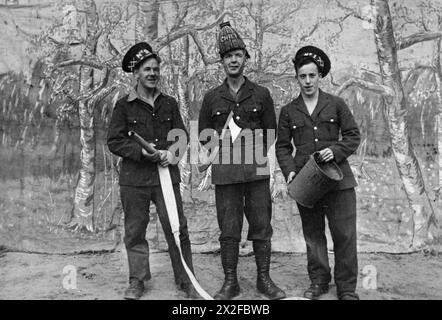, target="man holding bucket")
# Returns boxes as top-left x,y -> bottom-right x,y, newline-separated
275,46 -> 361,300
